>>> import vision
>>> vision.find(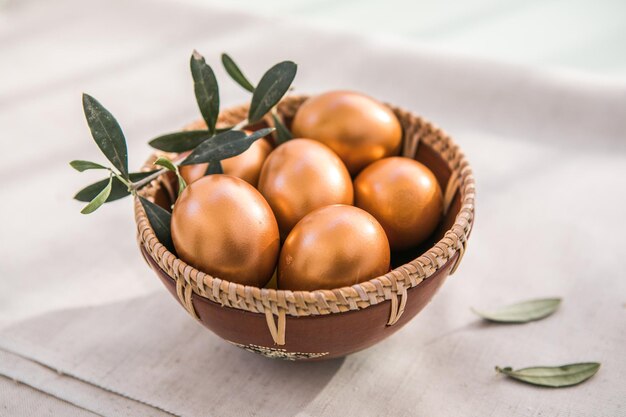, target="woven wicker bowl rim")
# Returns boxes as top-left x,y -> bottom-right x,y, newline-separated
134,95 -> 475,320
